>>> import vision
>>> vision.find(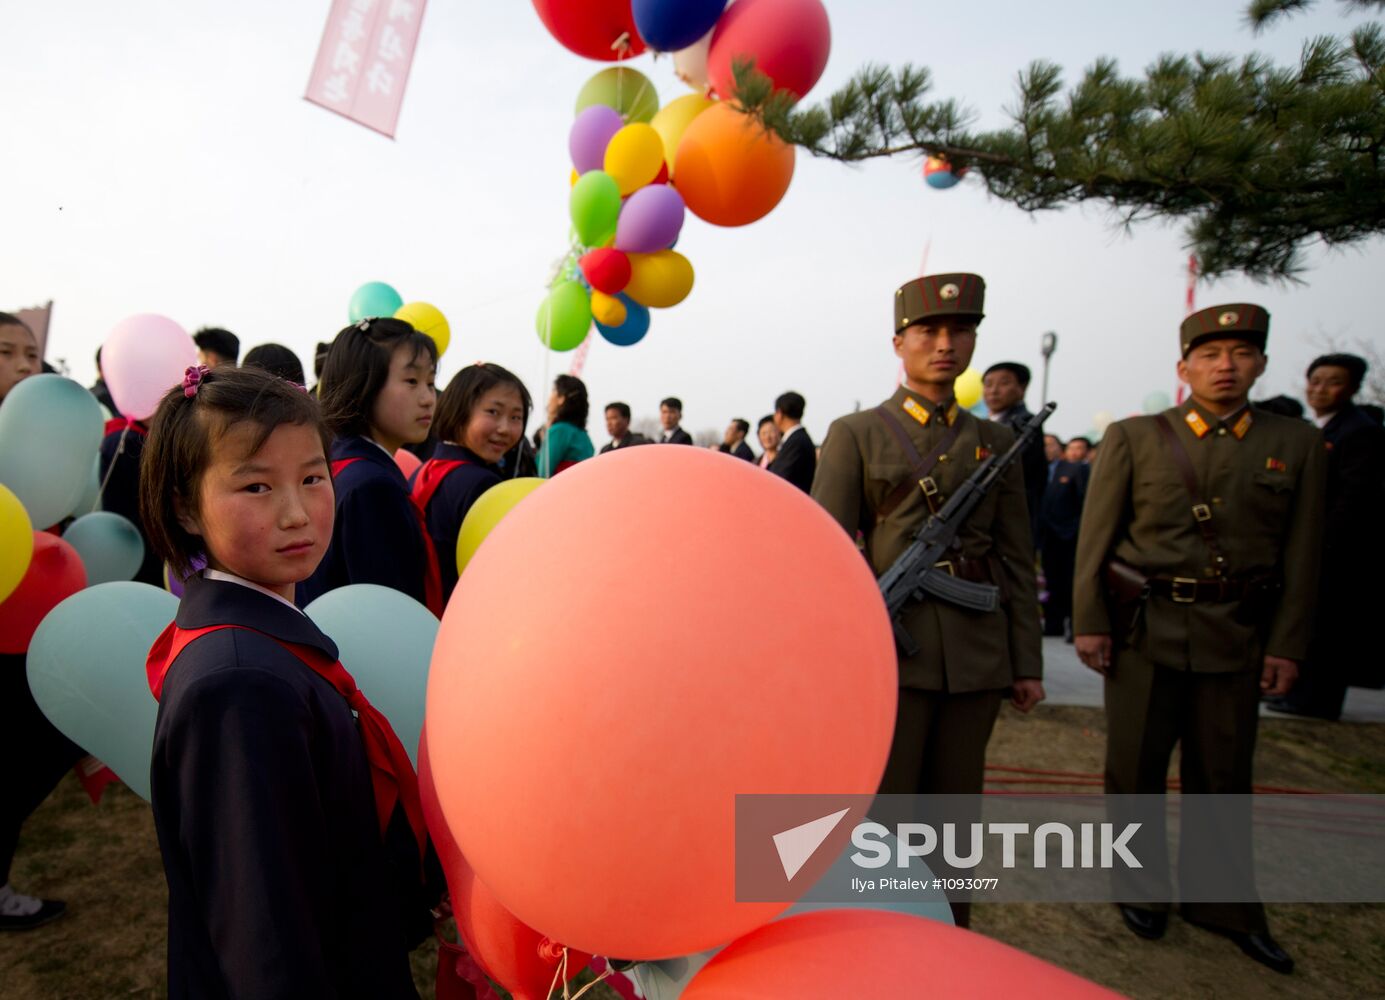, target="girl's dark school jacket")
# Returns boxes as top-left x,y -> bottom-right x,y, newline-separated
299,435 -> 430,608
149,574 -> 420,999
410,443 -> 503,602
